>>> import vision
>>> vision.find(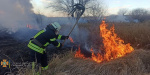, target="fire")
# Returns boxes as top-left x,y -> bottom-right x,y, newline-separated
100,21 -> 134,61
75,46 -> 85,59
90,48 -> 103,63
26,24 -> 39,29
69,37 -> 74,43
27,24 -> 32,29
75,20 -> 134,63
